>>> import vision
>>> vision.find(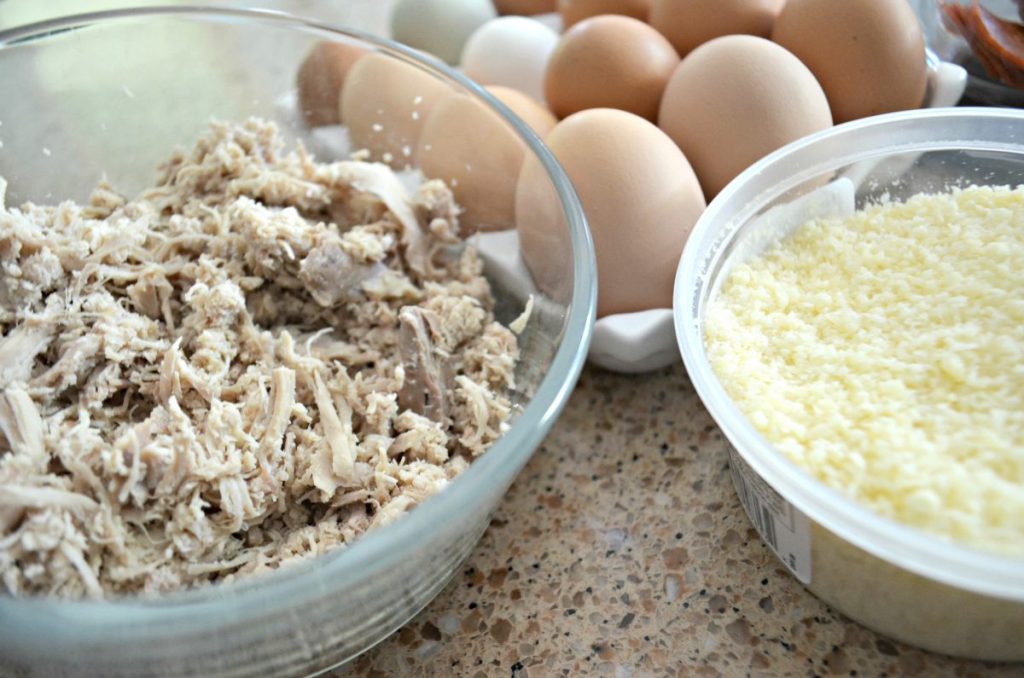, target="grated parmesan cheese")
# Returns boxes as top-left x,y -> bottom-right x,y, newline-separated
706,185 -> 1024,557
